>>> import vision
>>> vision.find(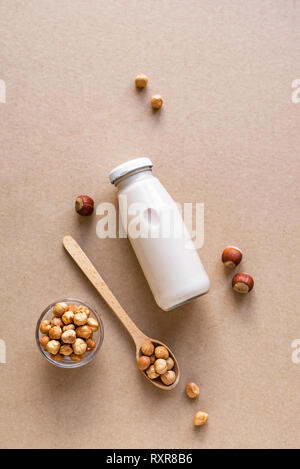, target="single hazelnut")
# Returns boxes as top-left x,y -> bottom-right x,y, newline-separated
50,353 -> 64,362
161,370 -> 176,386
74,312 -> 88,326
232,272 -> 254,294
53,302 -> 68,317
48,326 -> 62,340
141,341 -> 154,356
137,355 -> 151,371
70,353 -> 84,362
151,94 -> 163,110
185,382 -> 200,399
40,335 -> 50,350
60,344 -> 73,356
46,340 -> 60,355
193,410 -> 209,426
78,305 -> 90,317
135,74 -> 148,88
62,324 -> 75,332
155,345 -> 169,360
62,310 -> 74,325
73,338 -> 87,356
154,358 -> 168,375
150,355 -> 156,364
86,338 -> 96,351
51,317 -> 63,327
75,195 -> 94,216
40,320 -> 51,335
76,325 -> 92,339
166,357 -> 174,370
146,365 -> 159,380
65,304 -> 79,313
87,317 -> 99,332
61,329 -> 76,344
222,246 -> 243,269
